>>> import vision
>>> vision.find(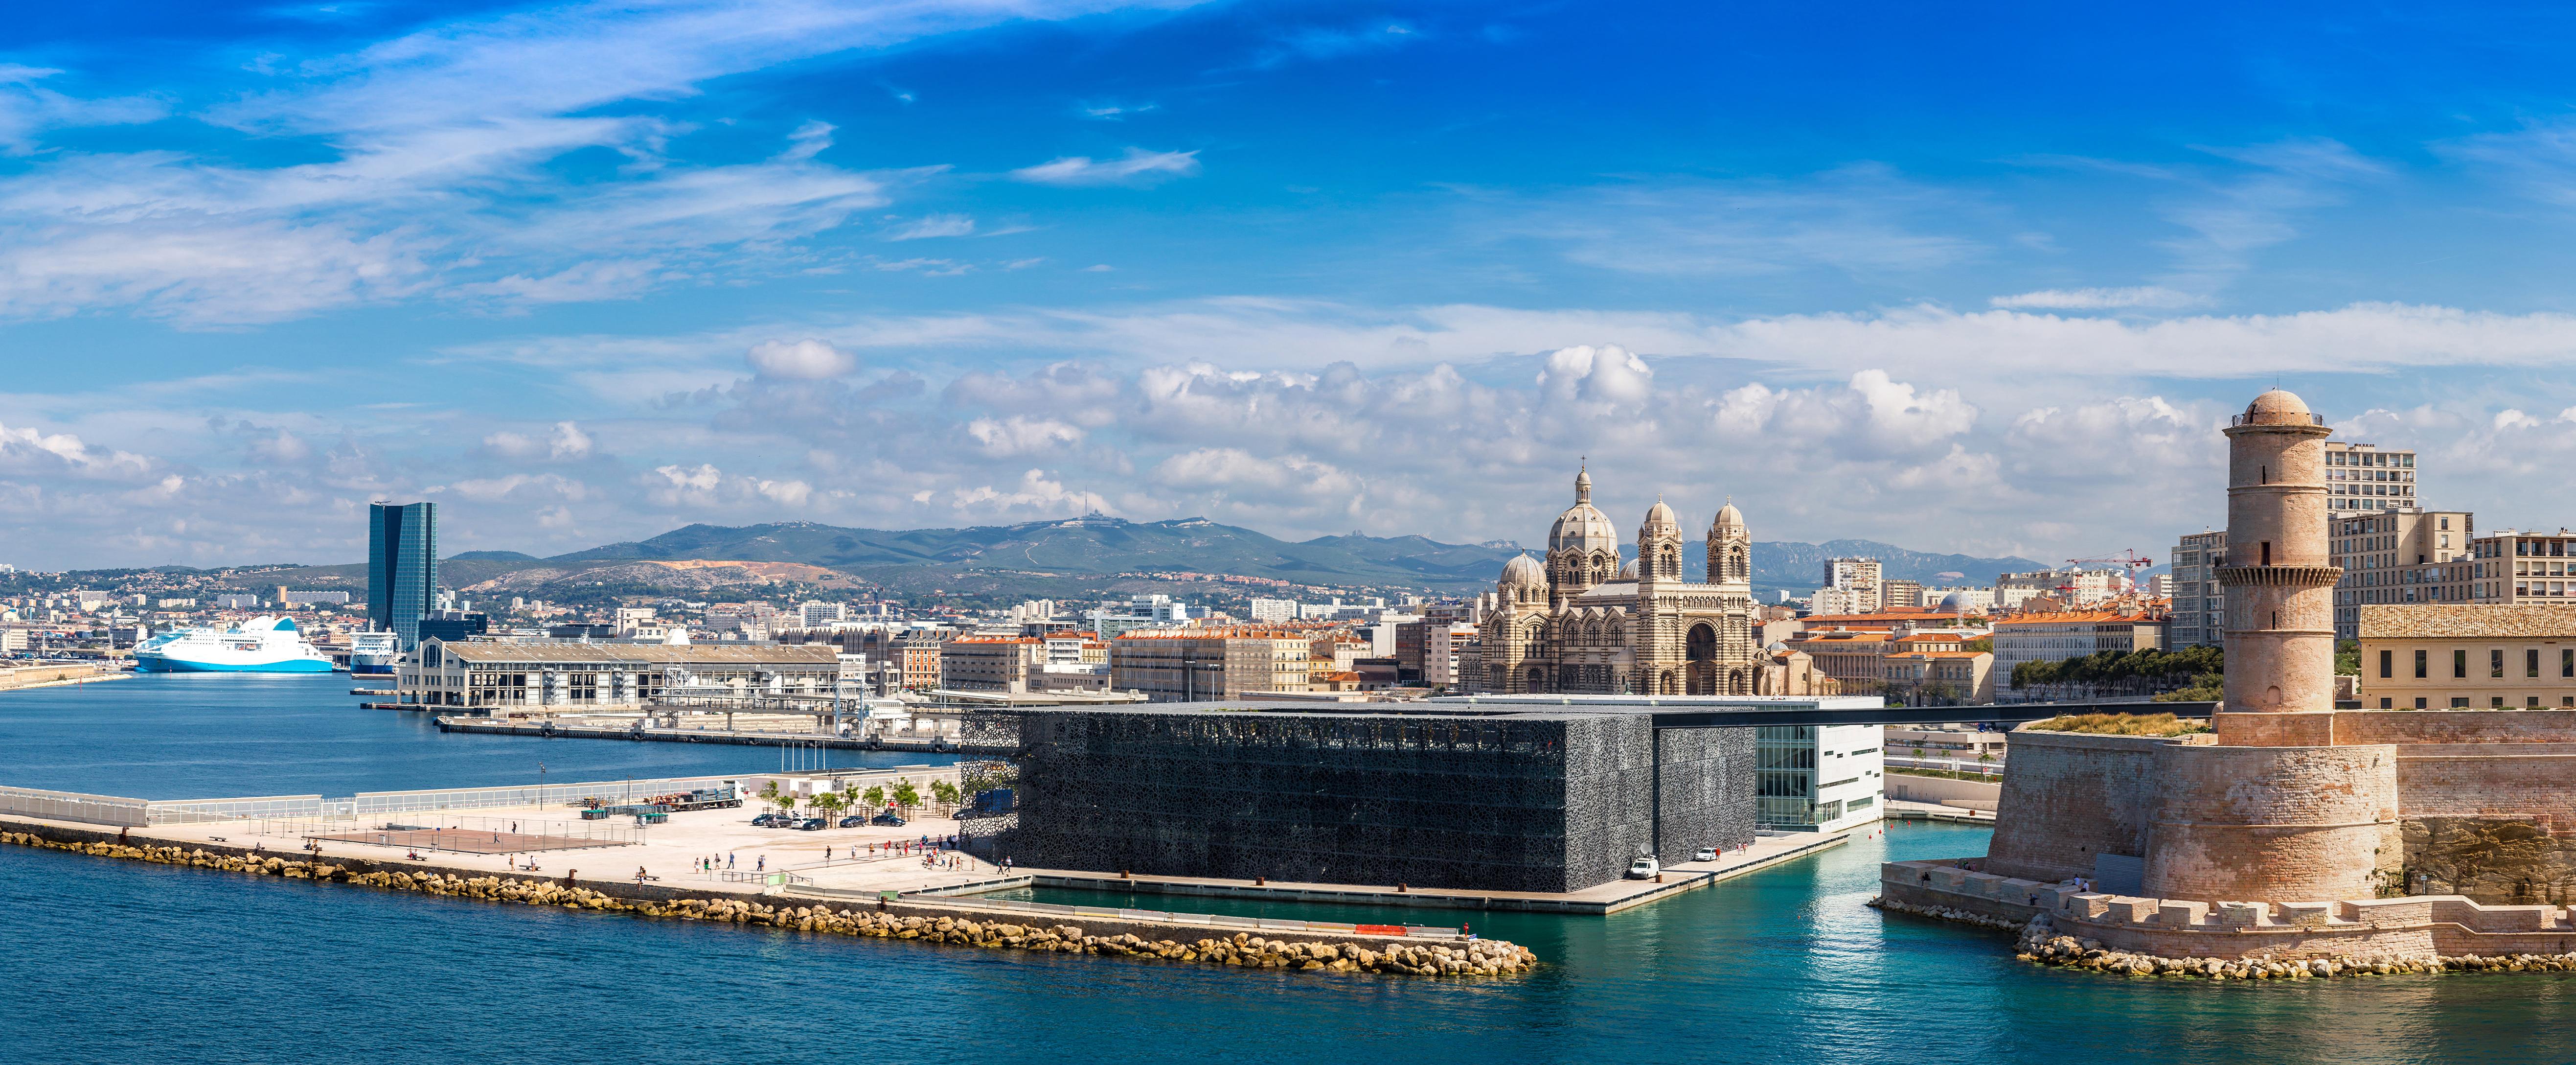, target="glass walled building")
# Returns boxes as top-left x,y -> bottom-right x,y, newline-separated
1755,723 -> 1886,833
368,501 -> 438,649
